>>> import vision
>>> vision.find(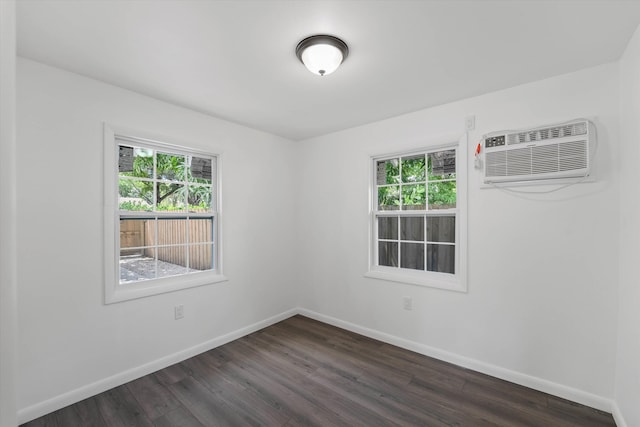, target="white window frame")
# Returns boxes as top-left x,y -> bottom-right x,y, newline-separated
104,124 -> 227,304
365,133 -> 467,292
